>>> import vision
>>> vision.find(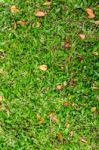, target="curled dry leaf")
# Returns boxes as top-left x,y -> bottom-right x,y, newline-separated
44,1 -> 51,6
79,34 -> 85,39
39,64 -> 48,71
91,107 -> 96,112
56,84 -> 63,91
49,113 -> 58,123
65,39 -> 70,49
63,102 -> 70,107
80,136 -> 87,143
18,20 -> 26,26
35,10 -> 46,17
95,21 -> 99,25
85,8 -> 95,18
10,5 -> 19,13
